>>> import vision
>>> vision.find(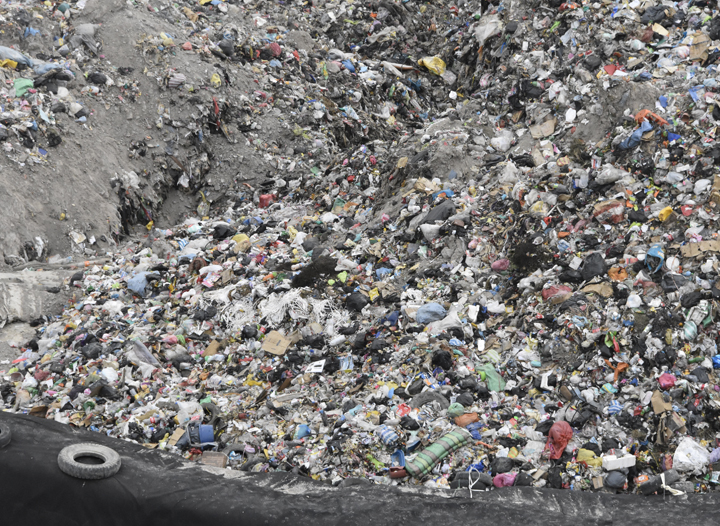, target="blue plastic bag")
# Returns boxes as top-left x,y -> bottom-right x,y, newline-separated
619,120 -> 653,150
0,46 -> 34,67
127,272 -> 149,296
294,424 -> 311,439
712,355 -> 720,369
416,302 -> 446,324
